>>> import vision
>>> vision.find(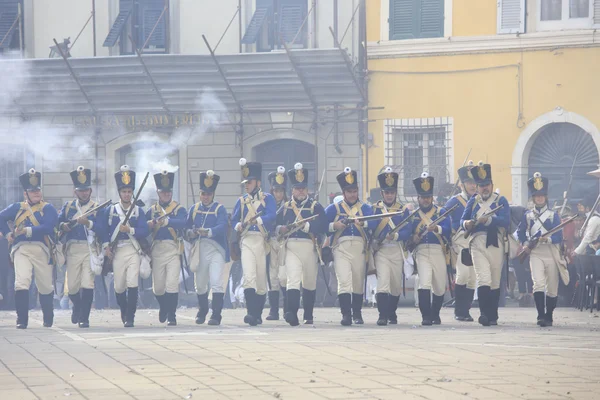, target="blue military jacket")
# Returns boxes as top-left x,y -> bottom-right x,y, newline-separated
368,201 -> 408,242
444,193 -> 471,233
231,190 -> 277,234
517,206 -> 562,245
400,204 -> 451,245
325,199 -> 373,244
99,202 -> 149,245
57,199 -> 99,241
186,201 -> 230,262
0,201 -> 58,250
145,201 -> 187,241
460,193 -> 510,235
276,198 -> 326,239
